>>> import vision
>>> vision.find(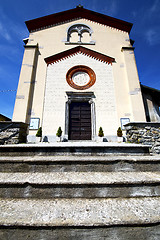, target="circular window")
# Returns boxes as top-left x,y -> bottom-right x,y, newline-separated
66,65 -> 96,90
